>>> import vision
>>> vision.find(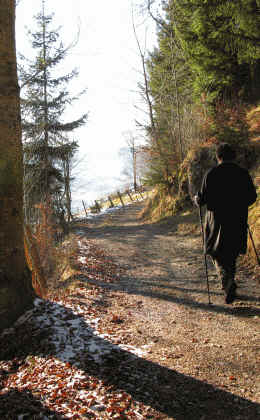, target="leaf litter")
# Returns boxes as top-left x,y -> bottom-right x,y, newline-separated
0,236 -> 159,419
